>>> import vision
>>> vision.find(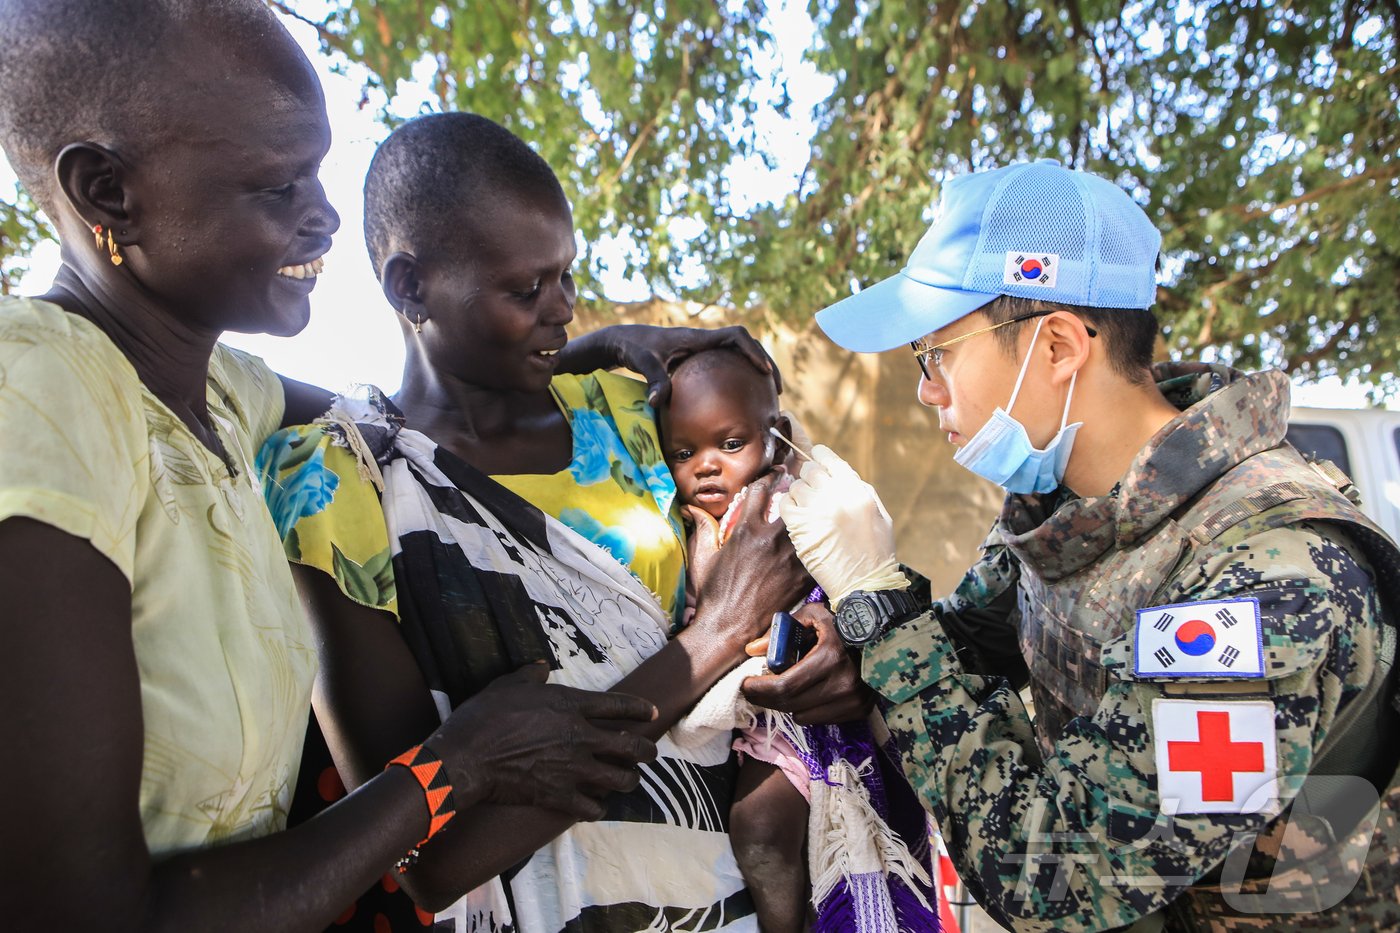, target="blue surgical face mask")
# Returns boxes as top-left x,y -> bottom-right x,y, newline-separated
952,317 -> 1082,494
